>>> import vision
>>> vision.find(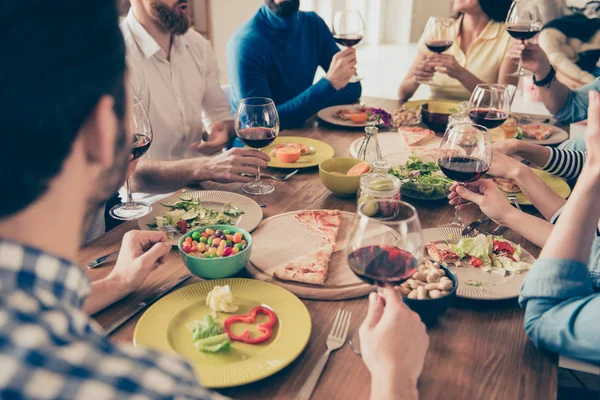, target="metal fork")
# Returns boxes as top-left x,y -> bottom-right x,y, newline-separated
505,194 -> 522,211
159,226 -> 179,233
296,309 -> 352,400
242,169 -> 299,181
